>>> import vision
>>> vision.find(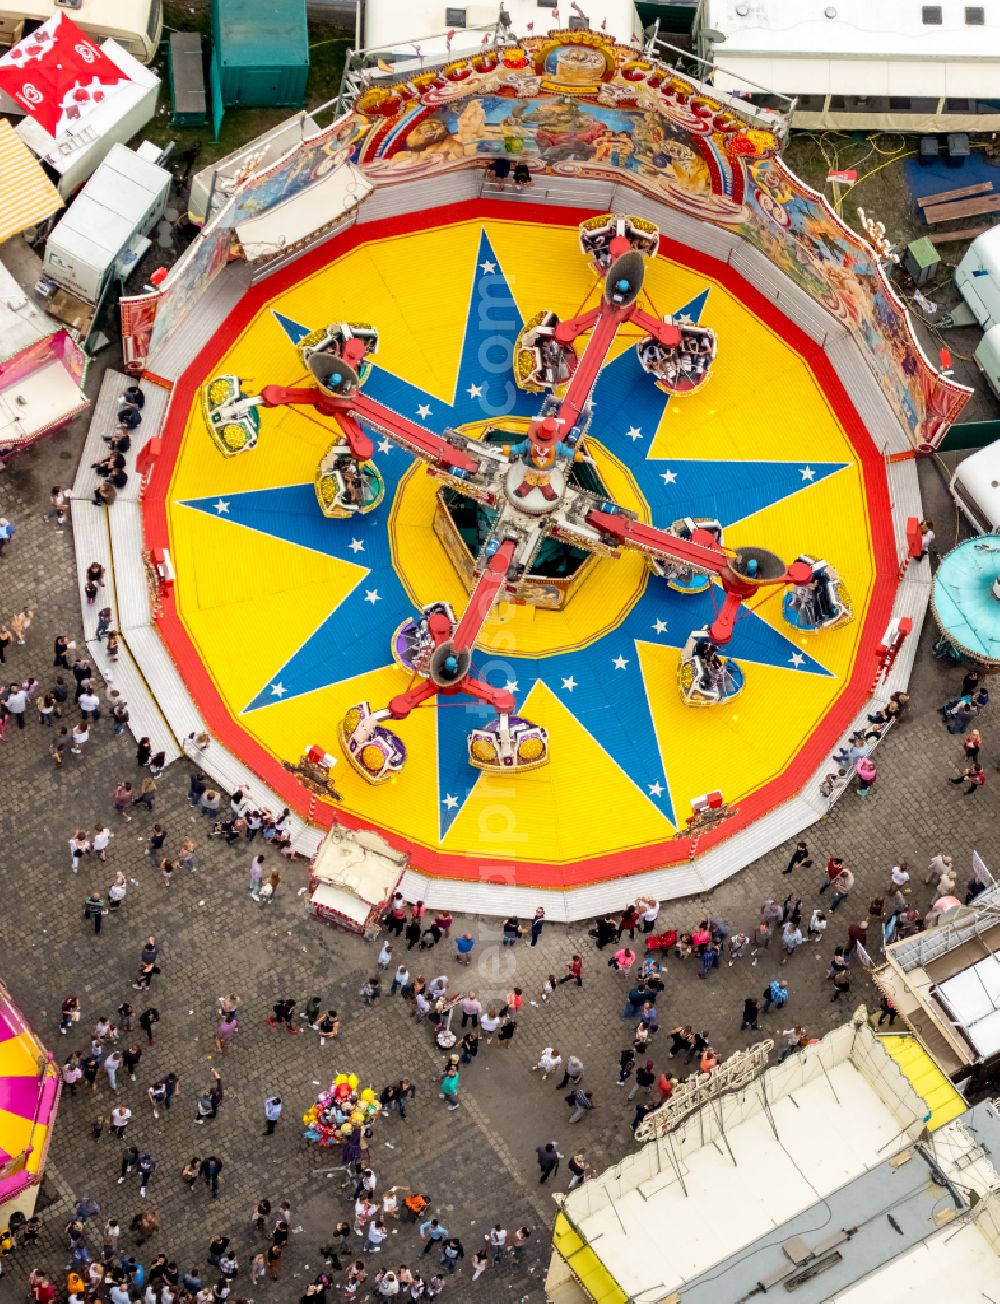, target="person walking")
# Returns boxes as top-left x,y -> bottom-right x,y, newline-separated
557,954 -> 584,987
110,1104 -> 132,1139
439,1065 -> 460,1111
951,763 -> 986,795
780,919 -> 804,962
567,1087 -> 595,1124
83,892 -> 104,935
532,1047 -> 562,1081
741,996 -> 760,1031
925,852 -> 953,888
200,1155 -> 222,1198
138,1006 -> 160,1045
831,967 -> 851,1002
103,1049 -> 122,1091
779,1026 -> 807,1063
628,1059 -> 656,1102
760,979 -> 789,1015
829,867 -> 855,912
137,1152 -> 155,1199
785,841 -> 812,875
419,1218 -> 449,1256
536,1142 -> 562,1184
264,1095 -> 282,1134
